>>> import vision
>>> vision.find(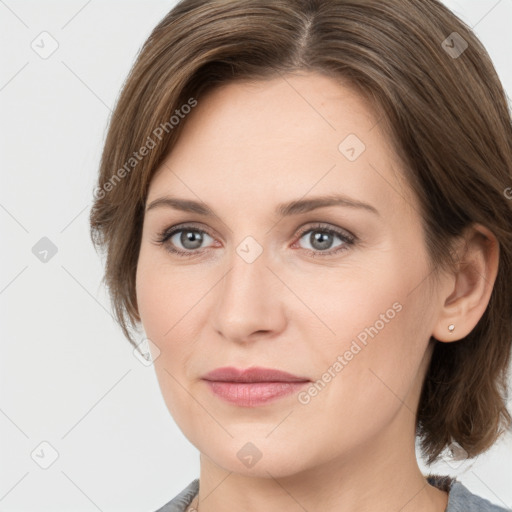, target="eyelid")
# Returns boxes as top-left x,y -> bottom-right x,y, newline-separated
154,222 -> 218,253
154,221 -> 356,257
156,221 -> 215,241
291,222 -> 356,257
294,222 -> 355,242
